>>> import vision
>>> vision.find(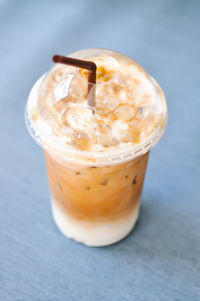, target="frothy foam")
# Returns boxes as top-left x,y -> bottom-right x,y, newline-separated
28,50 -> 167,155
